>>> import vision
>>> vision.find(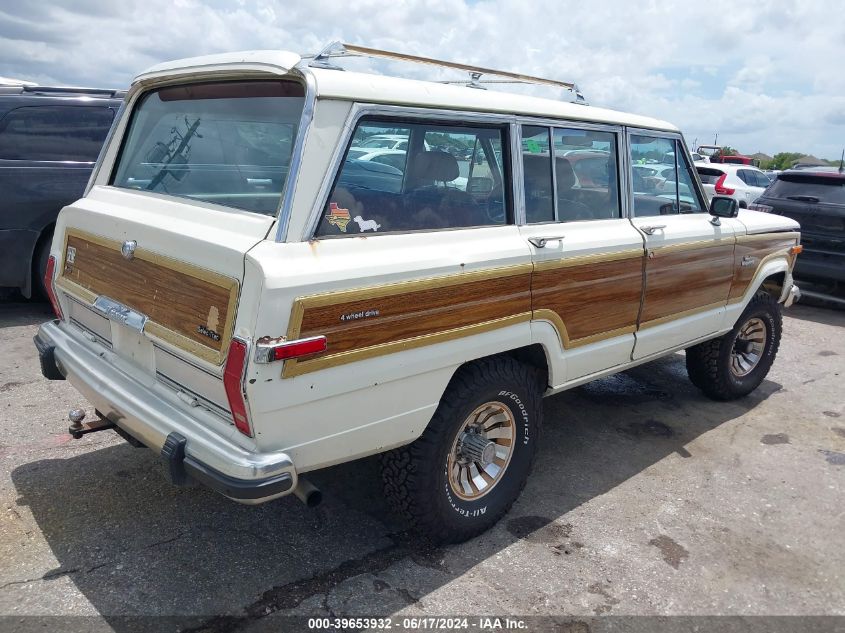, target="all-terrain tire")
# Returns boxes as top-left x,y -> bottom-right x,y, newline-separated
685,291 -> 782,401
34,233 -> 52,300
381,357 -> 543,544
